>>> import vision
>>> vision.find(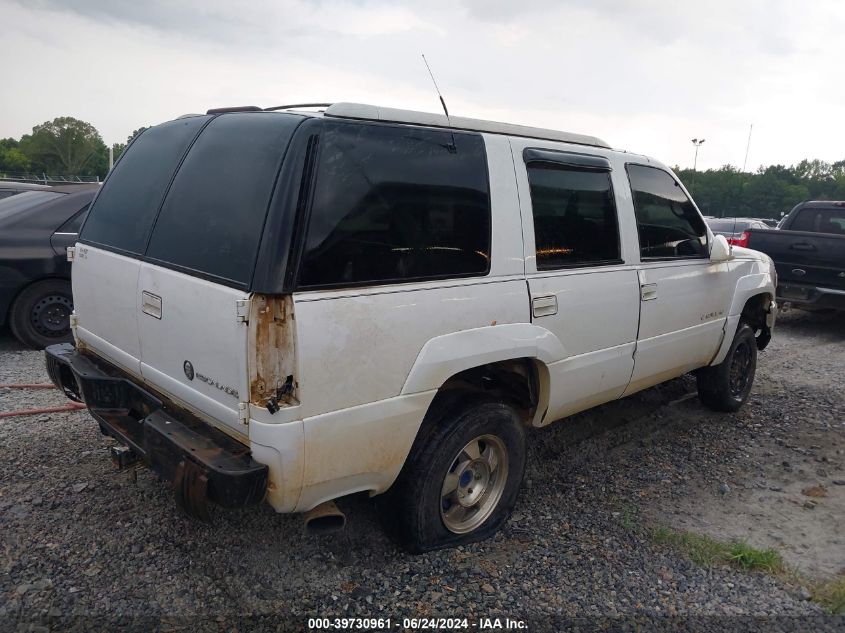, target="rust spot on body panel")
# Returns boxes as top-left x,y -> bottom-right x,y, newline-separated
248,295 -> 298,411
